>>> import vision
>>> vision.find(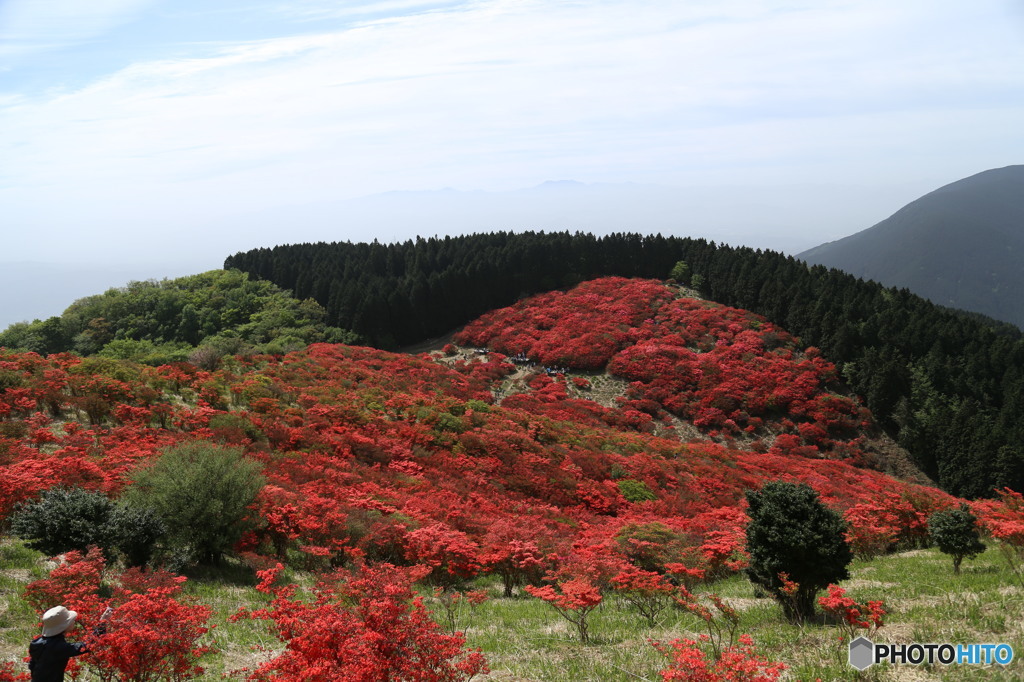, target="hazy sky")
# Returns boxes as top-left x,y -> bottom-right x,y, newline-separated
2,0 -> 1023,278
